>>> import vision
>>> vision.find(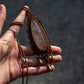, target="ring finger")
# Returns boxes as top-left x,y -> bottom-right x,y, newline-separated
23,55 -> 62,67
